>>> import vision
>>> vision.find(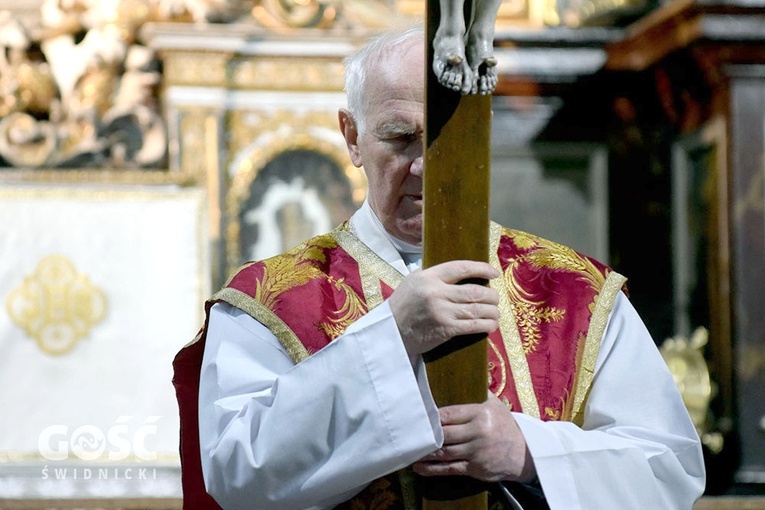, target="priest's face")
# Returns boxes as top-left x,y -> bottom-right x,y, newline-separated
340,38 -> 424,245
